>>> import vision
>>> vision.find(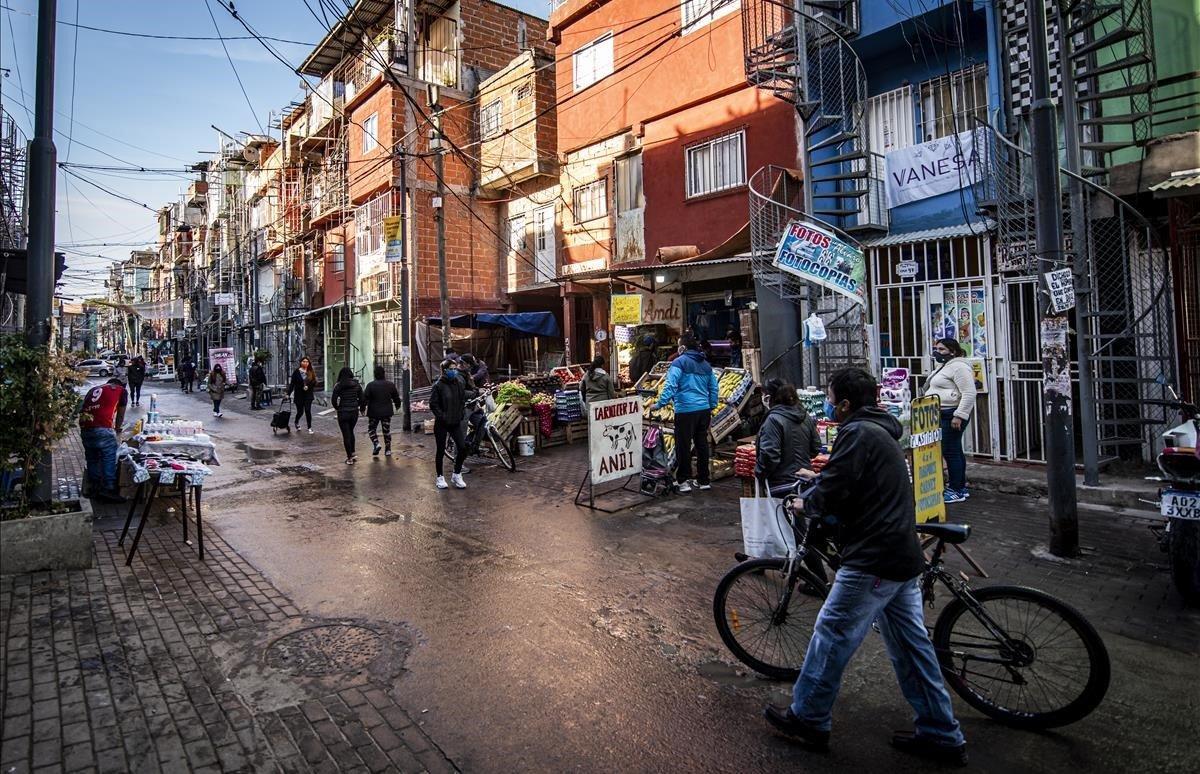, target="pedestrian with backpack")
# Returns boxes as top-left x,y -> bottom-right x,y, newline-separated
330,367 -> 363,464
